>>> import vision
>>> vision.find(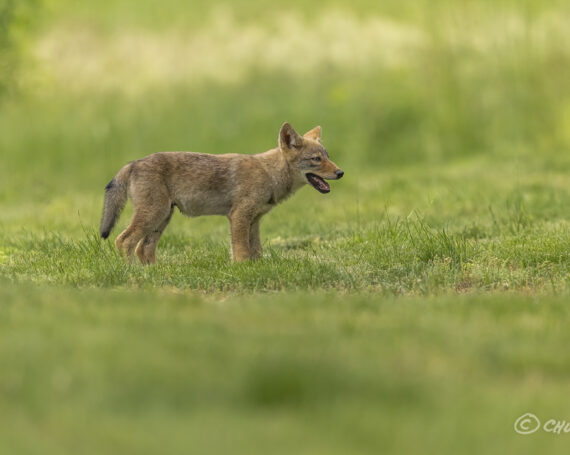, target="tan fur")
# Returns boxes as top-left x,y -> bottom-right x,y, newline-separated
100,123 -> 343,263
